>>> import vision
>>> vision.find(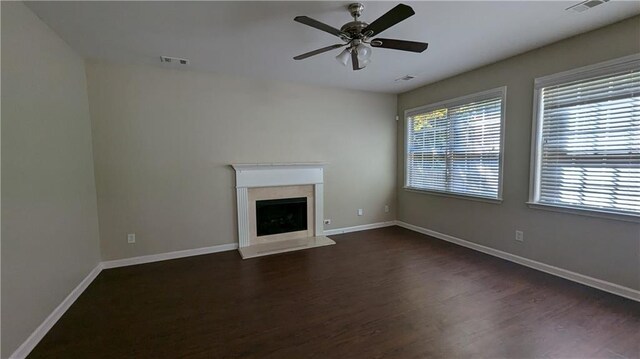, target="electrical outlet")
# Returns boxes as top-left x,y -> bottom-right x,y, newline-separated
384,205 -> 390,213
324,219 -> 331,225
515,230 -> 524,242
357,208 -> 364,216
127,233 -> 136,244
